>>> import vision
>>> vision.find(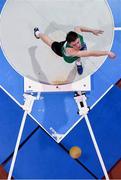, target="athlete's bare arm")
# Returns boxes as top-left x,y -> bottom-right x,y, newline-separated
66,48 -> 116,59
74,26 -> 104,36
